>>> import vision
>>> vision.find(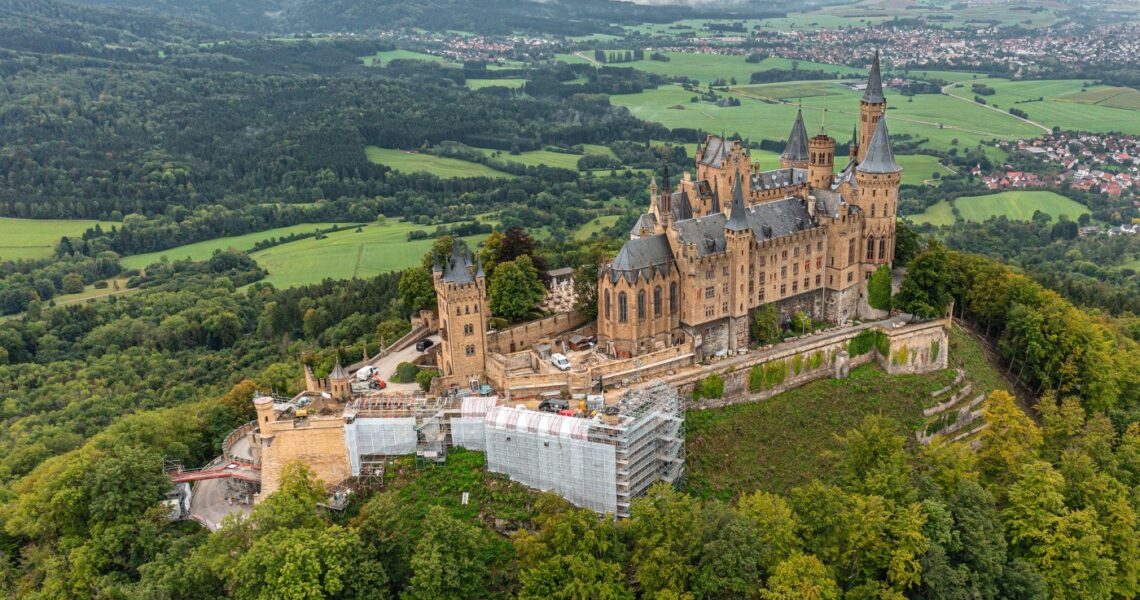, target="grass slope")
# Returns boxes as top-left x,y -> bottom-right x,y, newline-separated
360,49 -> 458,67
909,190 -> 1089,226
980,79 -> 1140,136
465,78 -> 527,90
0,218 -> 120,261
120,222 -> 343,270
365,147 -> 512,178
249,221 -> 488,288
685,326 -> 1001,500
